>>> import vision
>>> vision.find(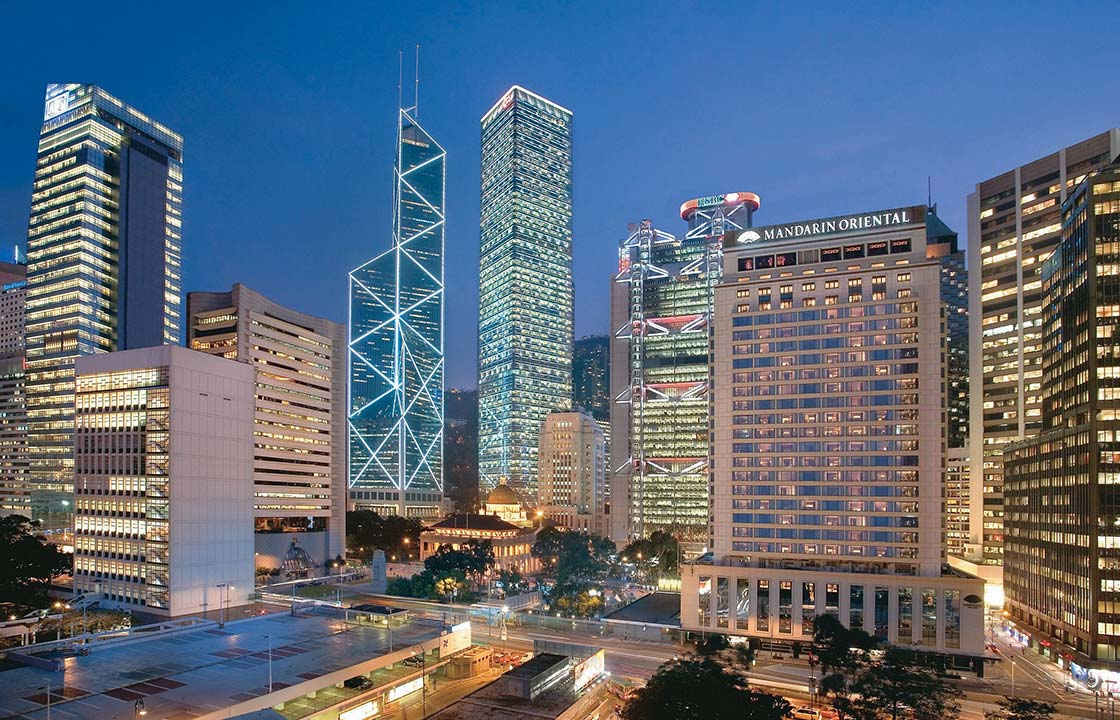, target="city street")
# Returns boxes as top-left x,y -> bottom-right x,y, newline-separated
269,581 -> 1120,718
